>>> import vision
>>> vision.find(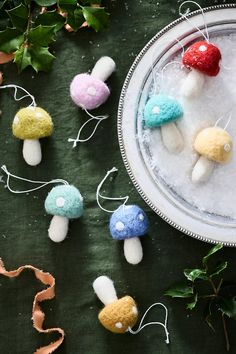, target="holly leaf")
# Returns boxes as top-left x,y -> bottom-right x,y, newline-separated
81,6 -> 109,32
210,261 -> 227,278
7,3 -> 28,31
165,283 -> 194,298
33,0 -> 57,5
187,293 -> 198,310
67,8 -> 84,31
218,298 -> 236,320
35,11 -> 66,32
30,46 -> 55,72
0,27 -> 24,53
202,244 -> 223,266
28,25 -> 55,46
14,46 -> 32,72
184,268 -> 208,282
